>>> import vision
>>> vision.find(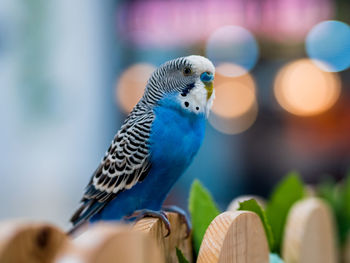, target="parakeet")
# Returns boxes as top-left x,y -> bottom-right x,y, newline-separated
69,55 -> 215,234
